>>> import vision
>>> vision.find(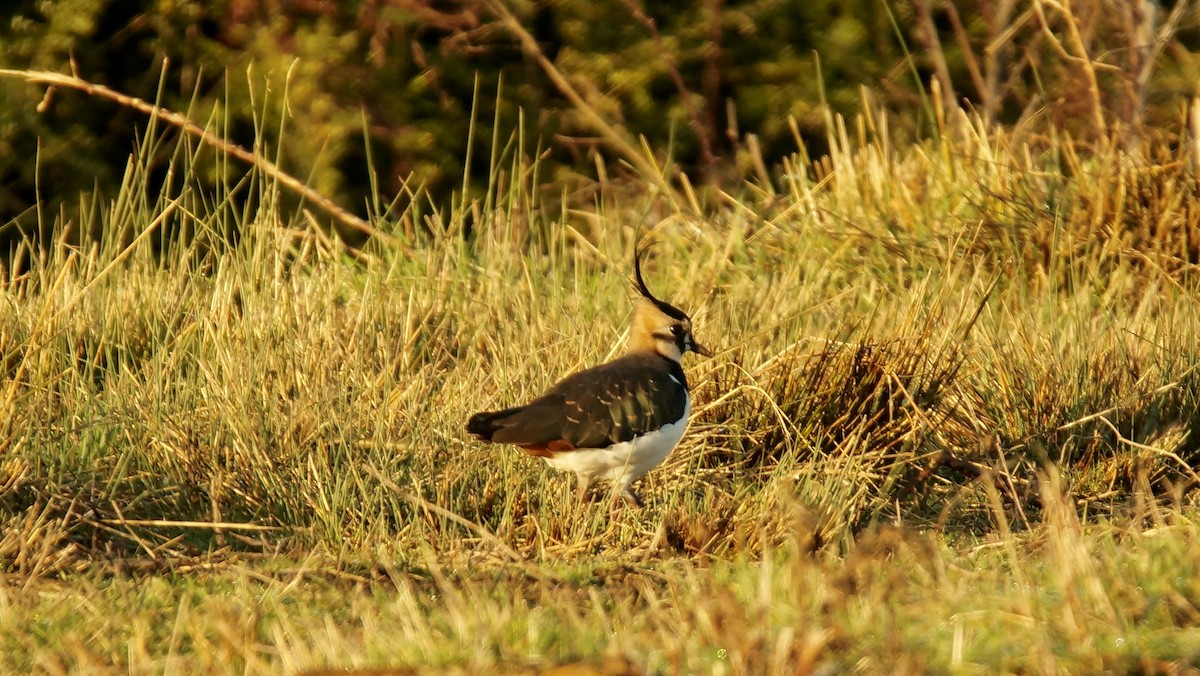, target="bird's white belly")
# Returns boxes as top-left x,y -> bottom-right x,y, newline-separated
543,396 -> 690,487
